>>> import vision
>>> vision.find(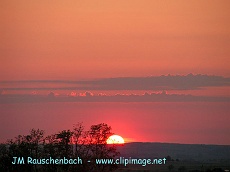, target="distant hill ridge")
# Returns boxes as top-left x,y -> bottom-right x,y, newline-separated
117,142 -> 230,162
